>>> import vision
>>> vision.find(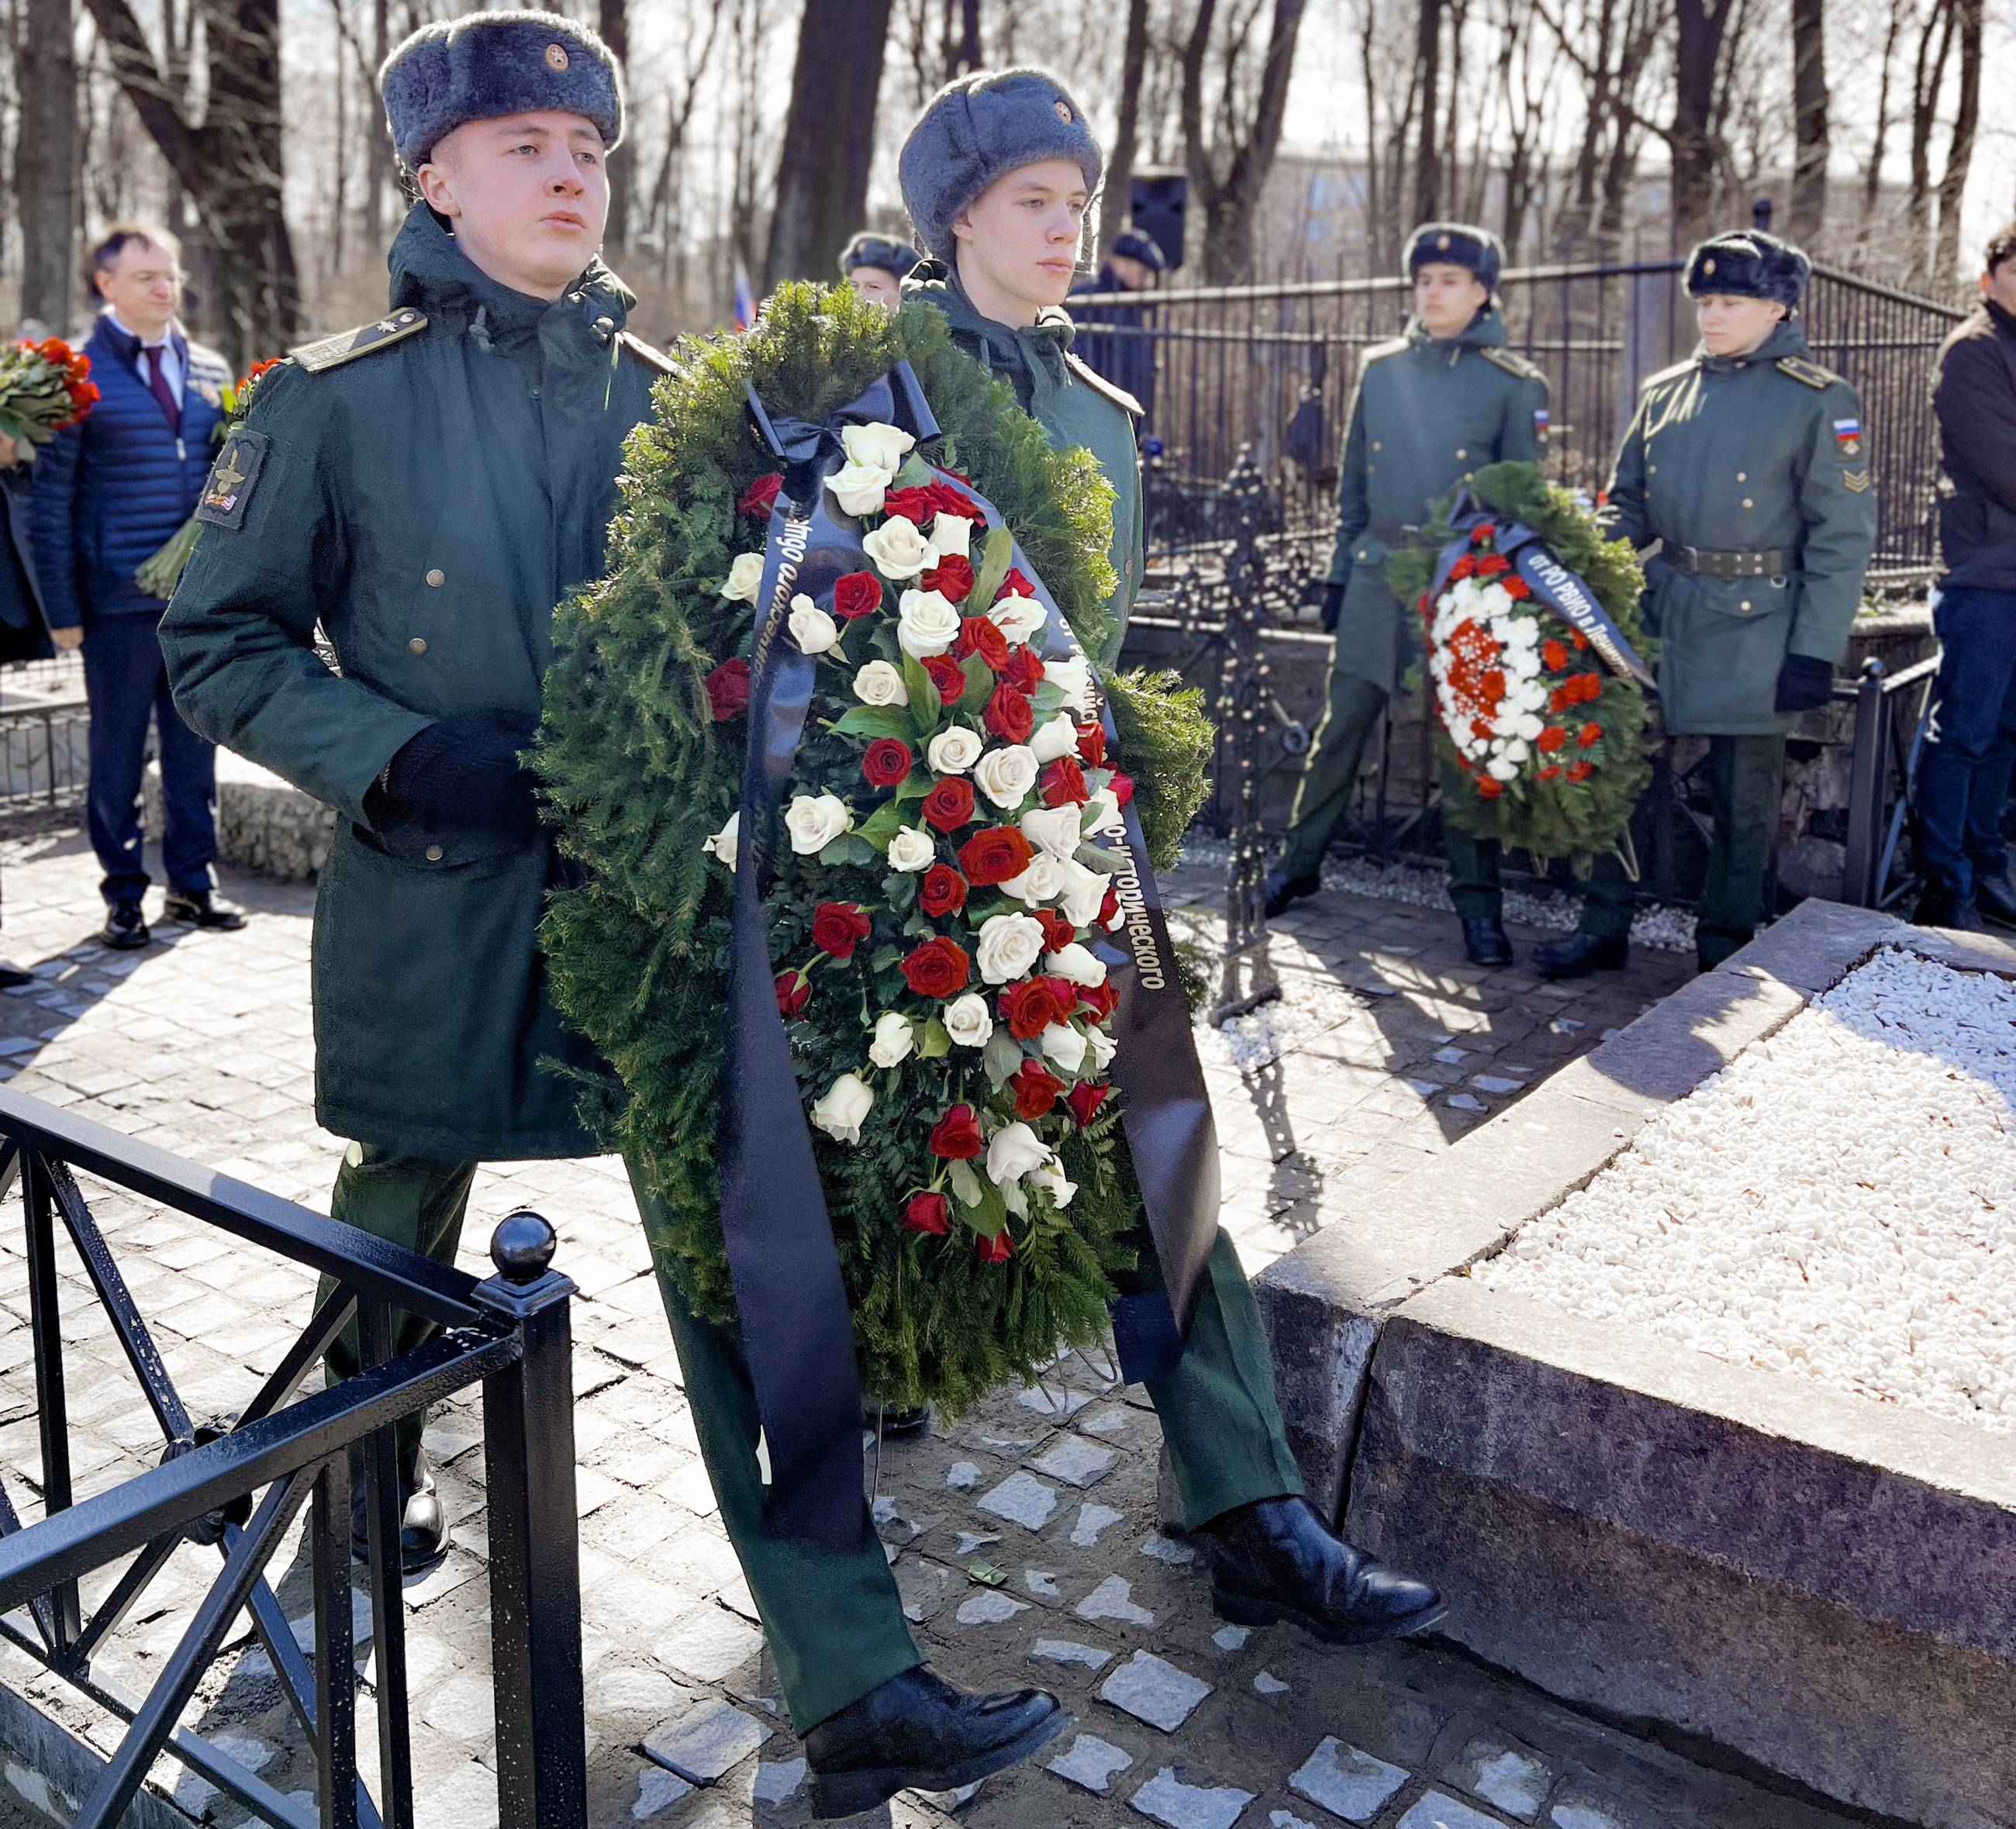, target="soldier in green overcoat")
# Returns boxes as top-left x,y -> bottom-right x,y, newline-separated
1265,225 -> 1550,967
1535,229 -> 1876,978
